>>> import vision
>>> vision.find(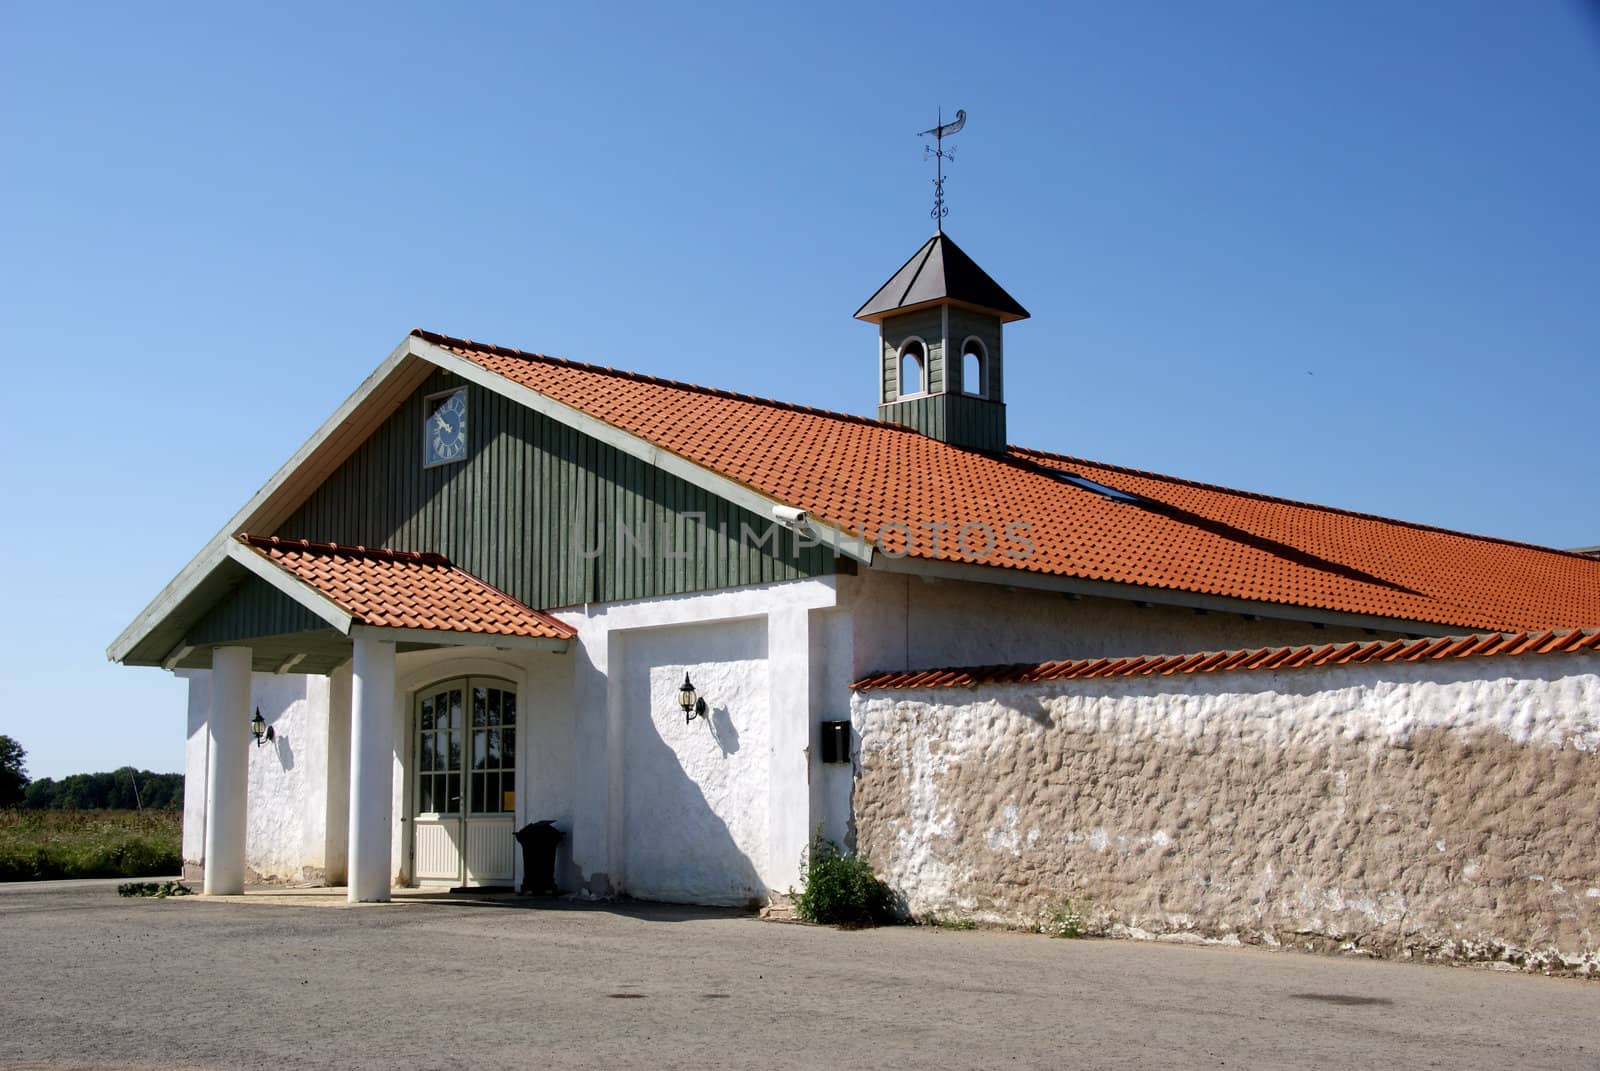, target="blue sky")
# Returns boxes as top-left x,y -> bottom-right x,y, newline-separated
2,2 -> 1597,779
